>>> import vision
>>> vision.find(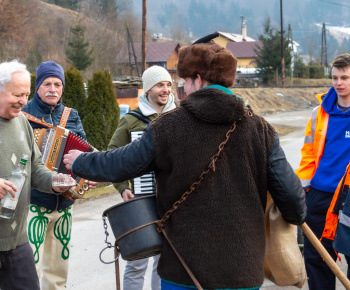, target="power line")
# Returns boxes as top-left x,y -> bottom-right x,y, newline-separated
318,0 -> 350,8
